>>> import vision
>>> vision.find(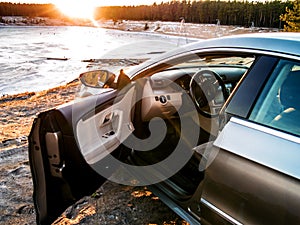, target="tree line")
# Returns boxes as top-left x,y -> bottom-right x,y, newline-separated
0,2 -> 60,18
96,1 -> 292,28
0,1 -> 297,29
